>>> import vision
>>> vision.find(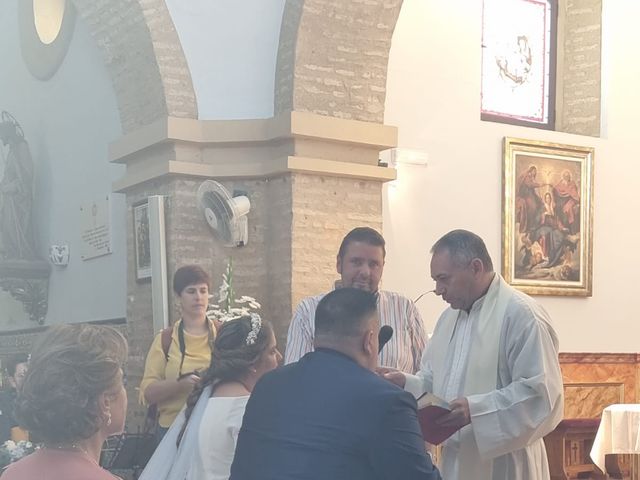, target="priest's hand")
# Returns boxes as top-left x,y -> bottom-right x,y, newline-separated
376,367 -> 406,388
436,397 -> 471,428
